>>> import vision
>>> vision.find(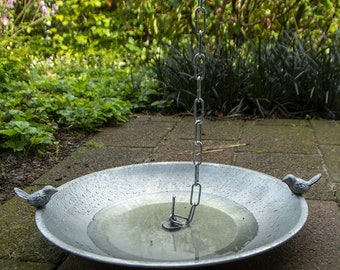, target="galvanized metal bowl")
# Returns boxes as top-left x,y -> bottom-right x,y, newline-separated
35,162 -> 308,268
